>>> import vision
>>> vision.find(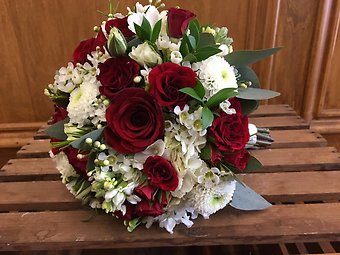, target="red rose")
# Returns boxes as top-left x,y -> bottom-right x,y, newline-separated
209,112 -> 249,152
167,8 -> 196,38
63,146 -> 89,179
51,105 -> 68,124
211,145 -> 223,165
223,149 -> 250,171
97,57 -> 140,100
228,97 -> 242,114
105,88 -> 164,154
149,63 -> 197,109
105,17 -> 134,37
136,199 -> 163,217
50,138 -> 63,155
114,202 -> 137,220
135,185 -> 157,200
73,31 -> 106,65
143,156 -> 179,191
